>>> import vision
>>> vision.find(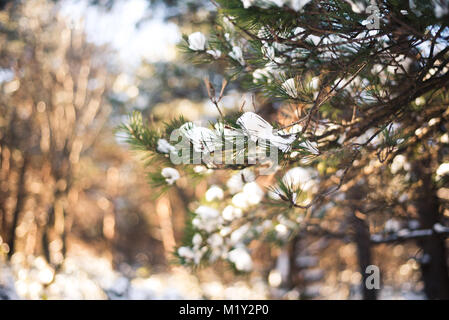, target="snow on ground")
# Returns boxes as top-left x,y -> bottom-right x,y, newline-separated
0,245 -> 426,300
0,247 -> 268,300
